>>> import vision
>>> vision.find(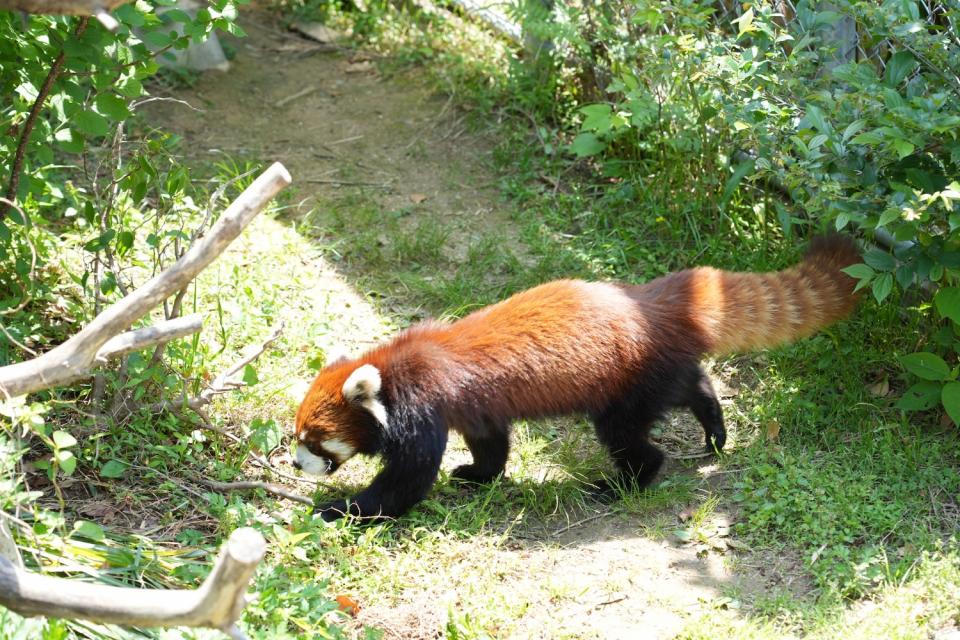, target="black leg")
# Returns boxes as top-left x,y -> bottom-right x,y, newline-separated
685,366 -> 726,452
592,401 -> 665,492
317,409 -> 448,522
452,420 -> 510,483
